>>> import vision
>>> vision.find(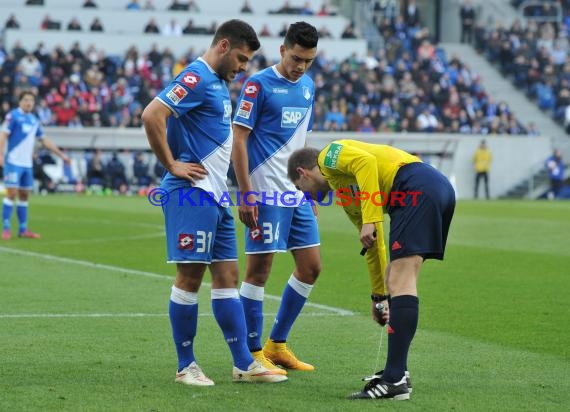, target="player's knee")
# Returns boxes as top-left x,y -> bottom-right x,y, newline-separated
296,262 -> 321,283
245,255 -> 273,284
243,270 -> 270,286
